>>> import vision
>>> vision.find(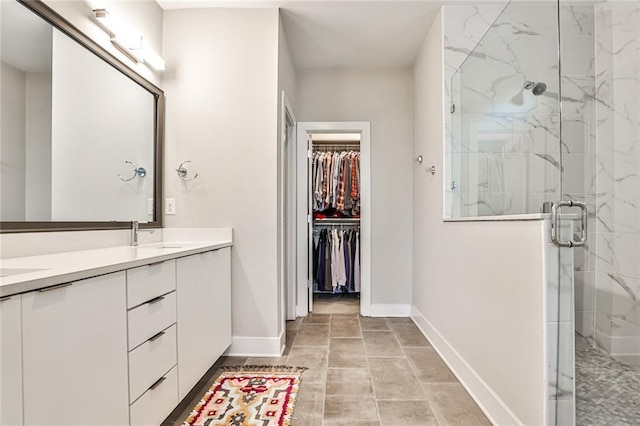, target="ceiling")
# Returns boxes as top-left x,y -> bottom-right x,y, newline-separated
156,0 -> 446,70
